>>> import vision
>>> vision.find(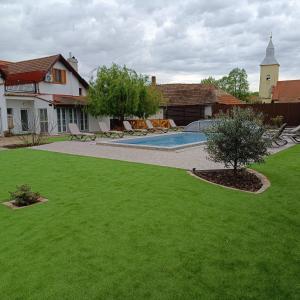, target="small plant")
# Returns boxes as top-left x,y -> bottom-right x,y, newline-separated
270,115 -> 284,128
205,107 -> 270,174
10,185 -> 40,207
